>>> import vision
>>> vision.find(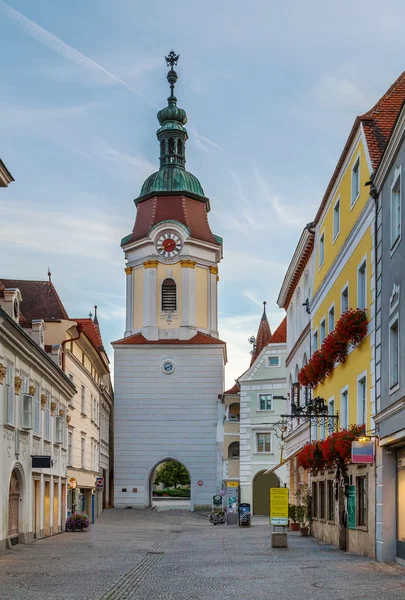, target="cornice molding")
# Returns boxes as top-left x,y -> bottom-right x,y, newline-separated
277,229 -> 314,309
